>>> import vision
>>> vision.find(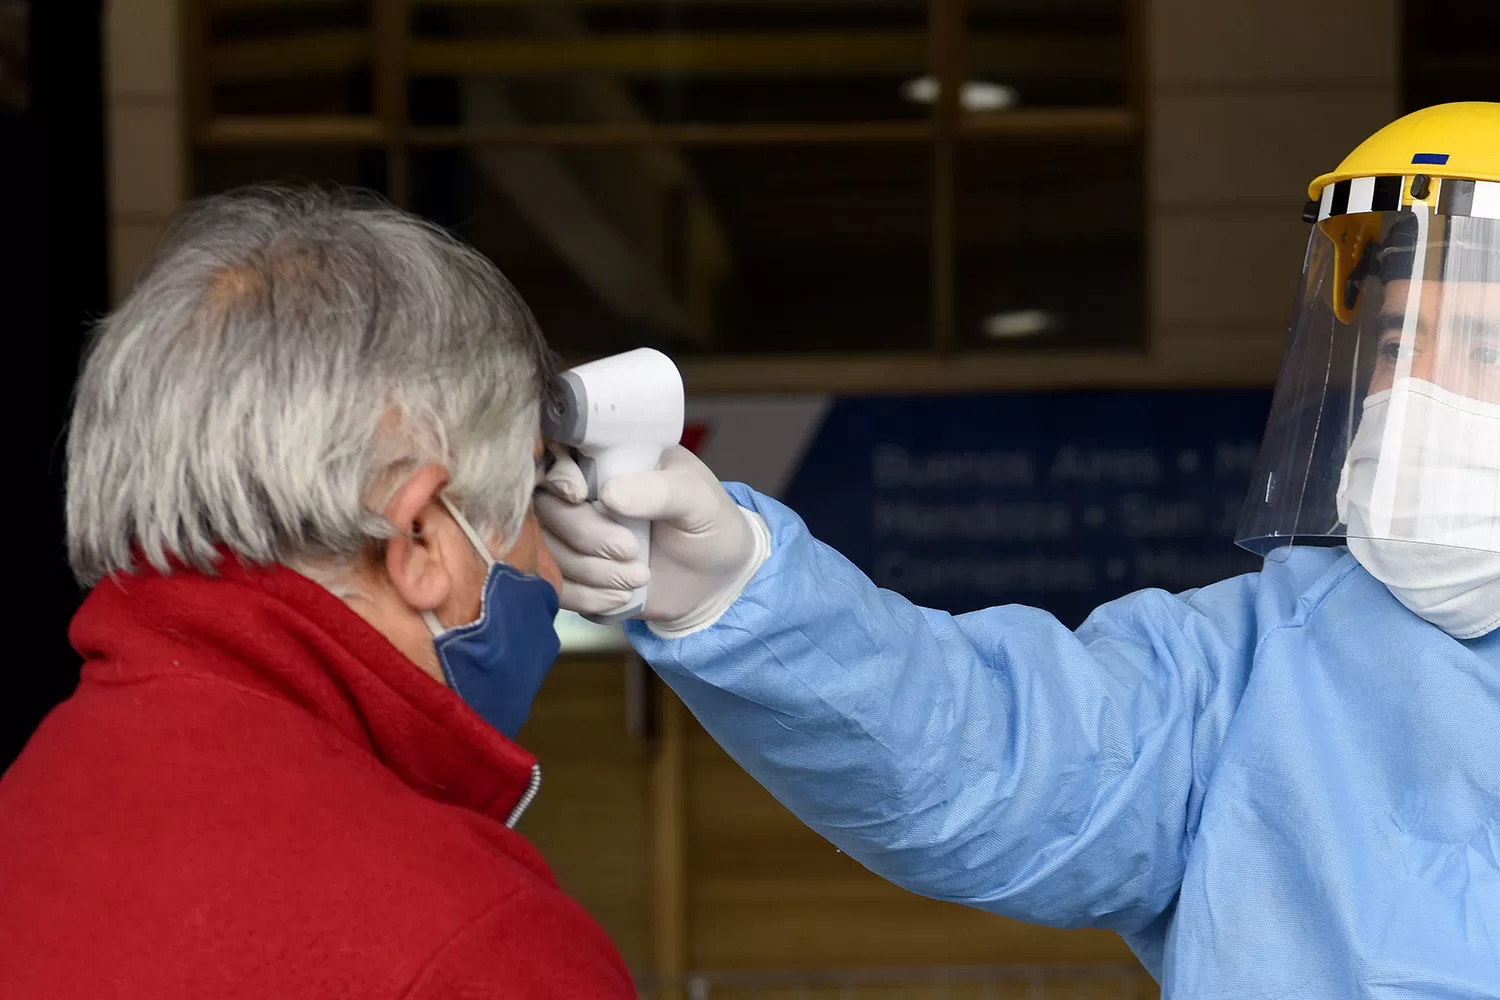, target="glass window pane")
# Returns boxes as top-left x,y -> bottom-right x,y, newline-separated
409,0 -> 930,127
955,137 -> 1144,350
964,0 -> 1129,112
410,143 -> 932,354
208,0 -> 373,117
